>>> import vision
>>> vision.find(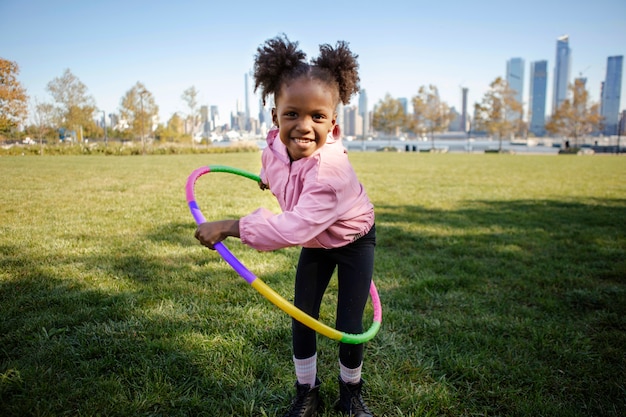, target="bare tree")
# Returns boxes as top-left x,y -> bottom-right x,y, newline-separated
31,97 -> 56,154
411,85 -> 455,150
46,69 -> 97,141
181,86 -> 199,142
